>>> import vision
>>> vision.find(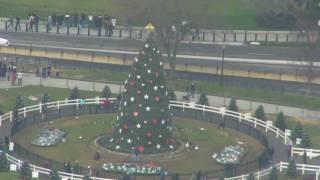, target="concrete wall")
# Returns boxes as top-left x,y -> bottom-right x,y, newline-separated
0,45 -> 316,85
